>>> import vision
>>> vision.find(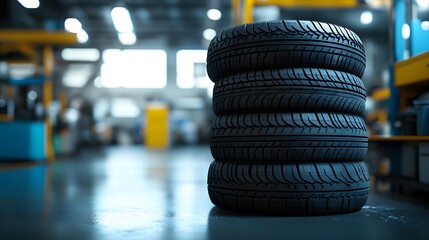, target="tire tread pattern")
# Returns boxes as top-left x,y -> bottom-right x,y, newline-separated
207,161 -> 369,214
207,20 -> 366,80
213,68 -> 366,115
210,113 -> 368,162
